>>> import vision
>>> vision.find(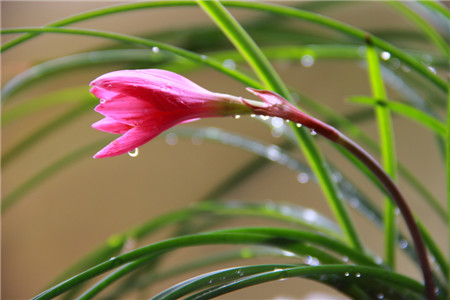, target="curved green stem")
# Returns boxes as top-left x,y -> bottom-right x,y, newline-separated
196,0 -> 364,252
1,1 -> 445,91
0,27 -> 262,92
178,265 -> 425,300
387,1 -> 449,58
366,43 -> 398,270
32,228 -> 376,300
